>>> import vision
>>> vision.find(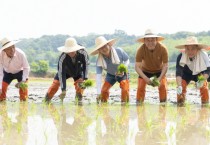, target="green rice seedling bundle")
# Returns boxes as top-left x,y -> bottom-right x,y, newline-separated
117,64 -> 128,74
150,76 -> 160,87
78,80 -> 93,89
